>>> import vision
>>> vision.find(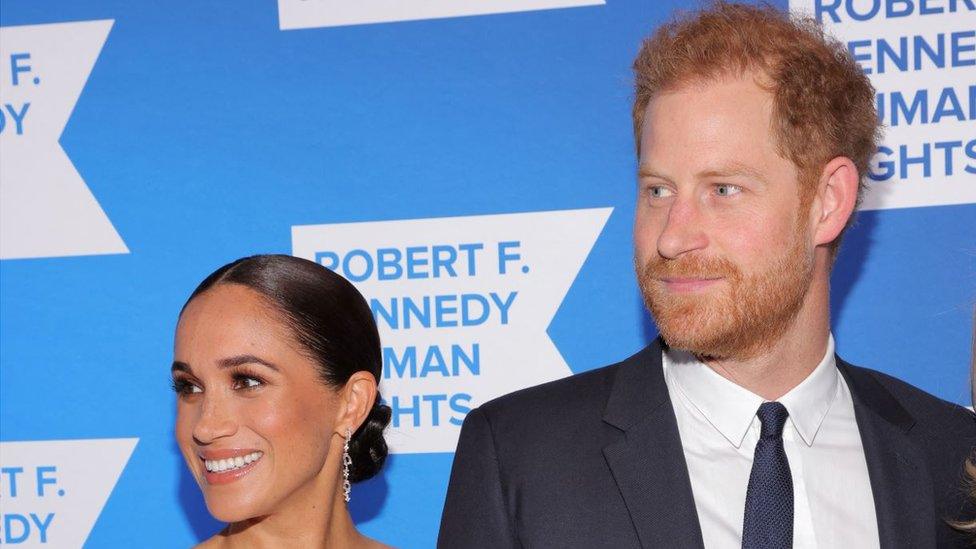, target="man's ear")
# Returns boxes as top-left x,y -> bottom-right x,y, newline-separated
333,371 -> 378,436
811,156 -> 859,247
